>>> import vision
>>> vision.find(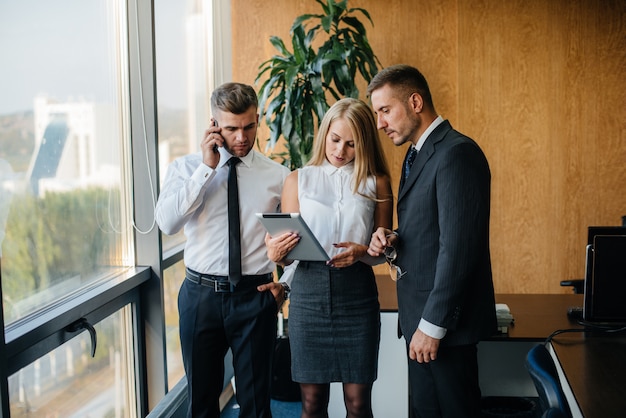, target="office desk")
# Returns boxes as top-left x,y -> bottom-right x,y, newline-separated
551,332 -> 626,418
372,281 -> 626,416
377,278 -> 585,332
493,293 -> 583,340
376,273 -> 398,311
494,294 -> 626,417
478,293 -> 584,397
